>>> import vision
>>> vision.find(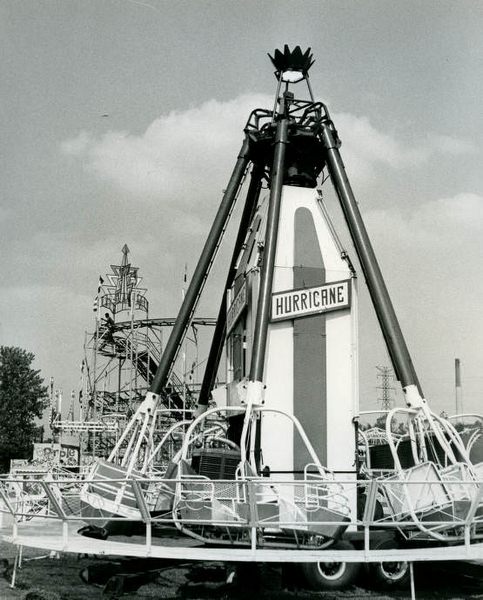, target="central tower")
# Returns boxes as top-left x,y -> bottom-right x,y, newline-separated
223,47 -> 358,474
